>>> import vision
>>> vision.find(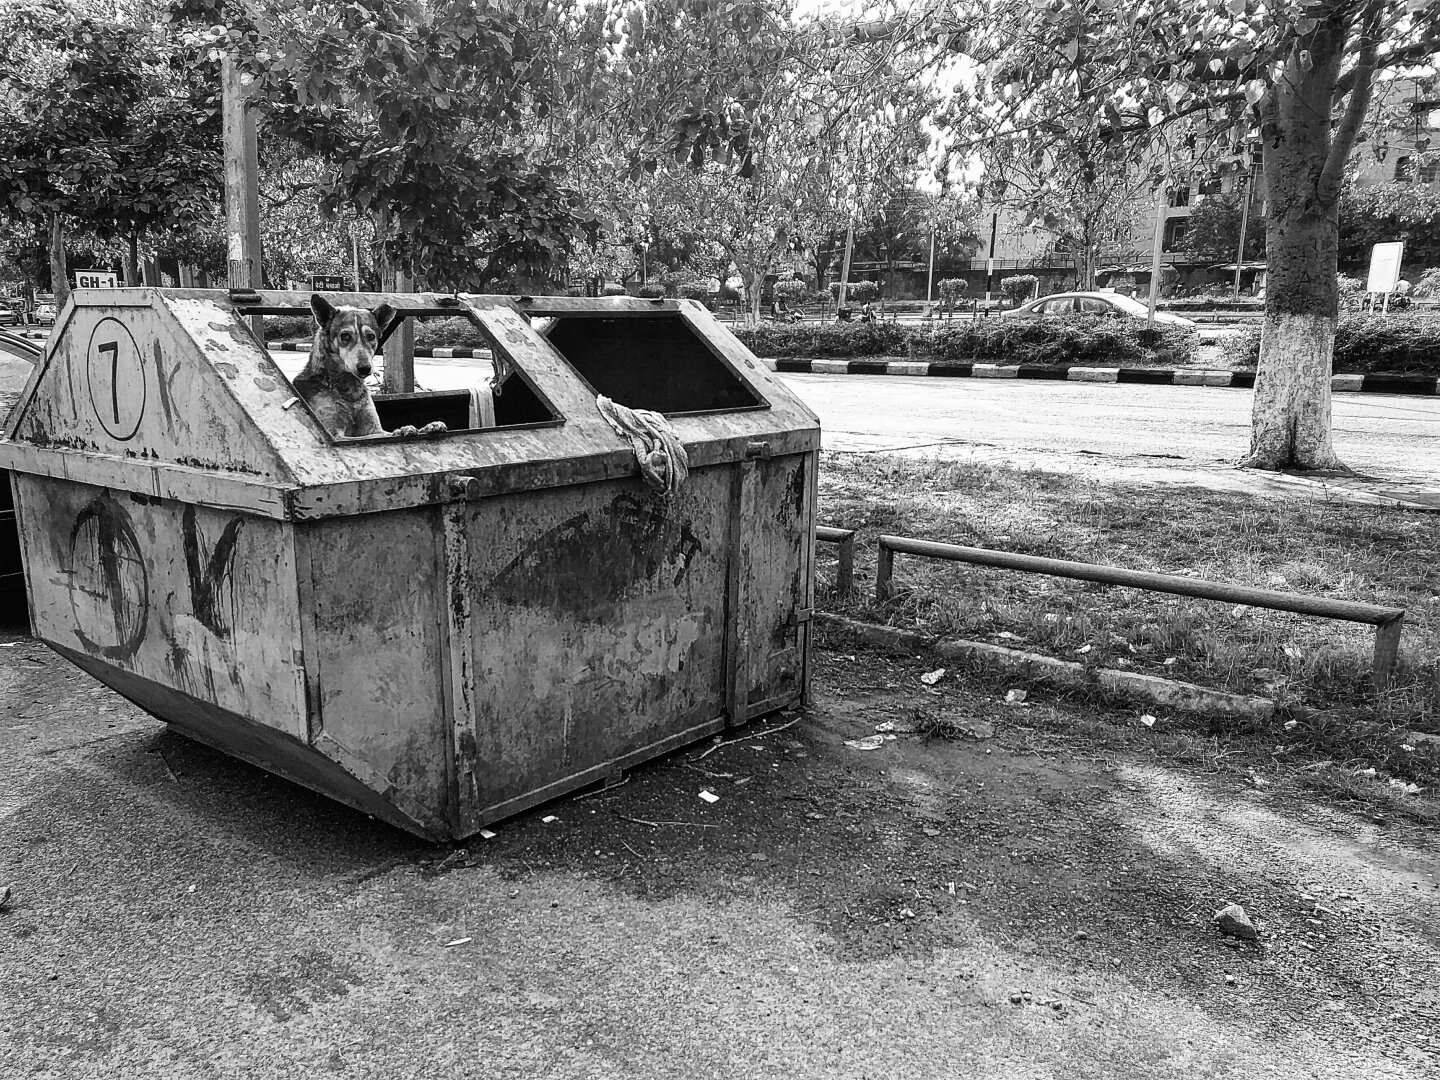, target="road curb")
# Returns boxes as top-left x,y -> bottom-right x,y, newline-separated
815,613 -> 1275,721
765,357 -> 1440,397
